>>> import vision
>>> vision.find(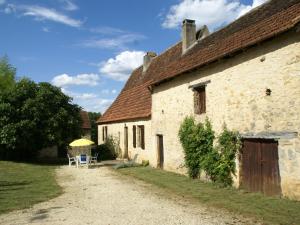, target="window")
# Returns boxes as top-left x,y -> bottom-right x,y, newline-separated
137,125 -> 145,150
194,86 -> 206,114
133,125 -> 136,148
